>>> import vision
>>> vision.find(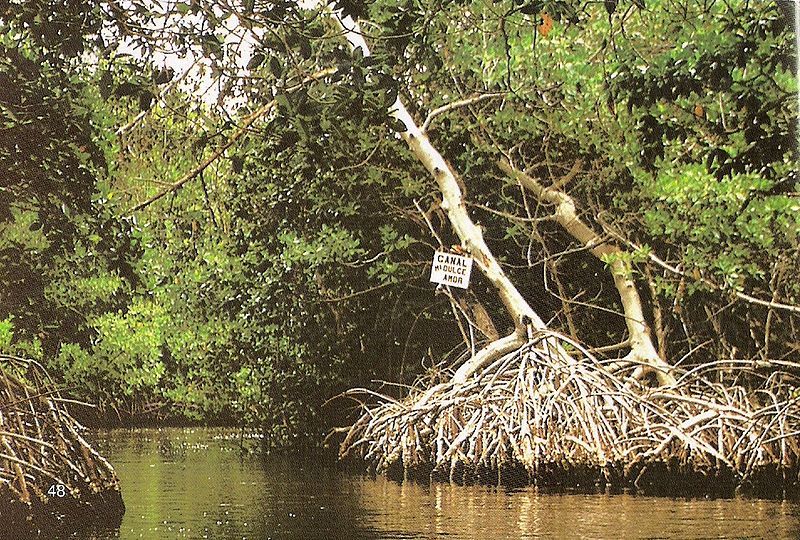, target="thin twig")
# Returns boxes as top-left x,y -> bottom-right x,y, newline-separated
422,93 -> 505,132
